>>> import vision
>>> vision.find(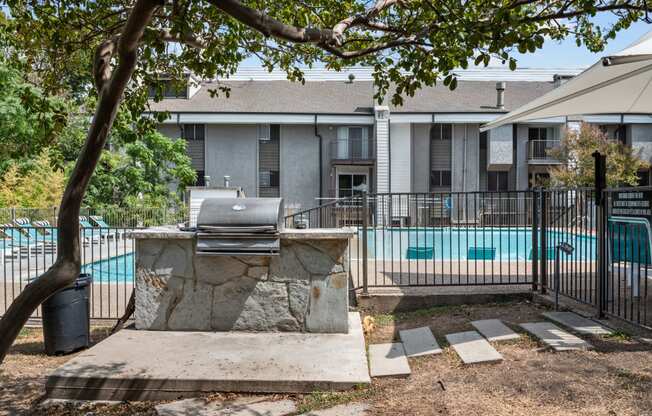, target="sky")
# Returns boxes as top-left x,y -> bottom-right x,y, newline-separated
511,17 -> 652,68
